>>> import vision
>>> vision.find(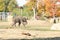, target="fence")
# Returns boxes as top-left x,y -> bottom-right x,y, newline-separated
0,12 -> 10,21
